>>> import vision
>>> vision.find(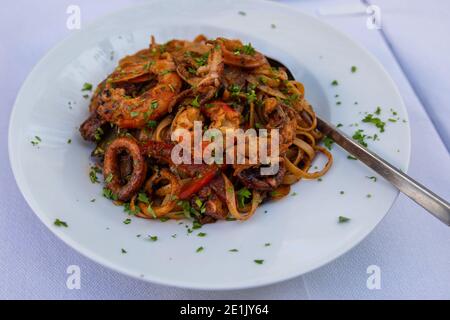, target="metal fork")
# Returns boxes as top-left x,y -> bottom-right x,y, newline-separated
266,57 -> 450,226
